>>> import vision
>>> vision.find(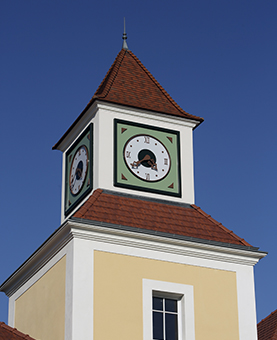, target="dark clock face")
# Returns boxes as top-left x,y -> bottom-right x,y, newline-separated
123,134 -> 171,182
114,119 -> 181,197
65,124 -> 93,215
